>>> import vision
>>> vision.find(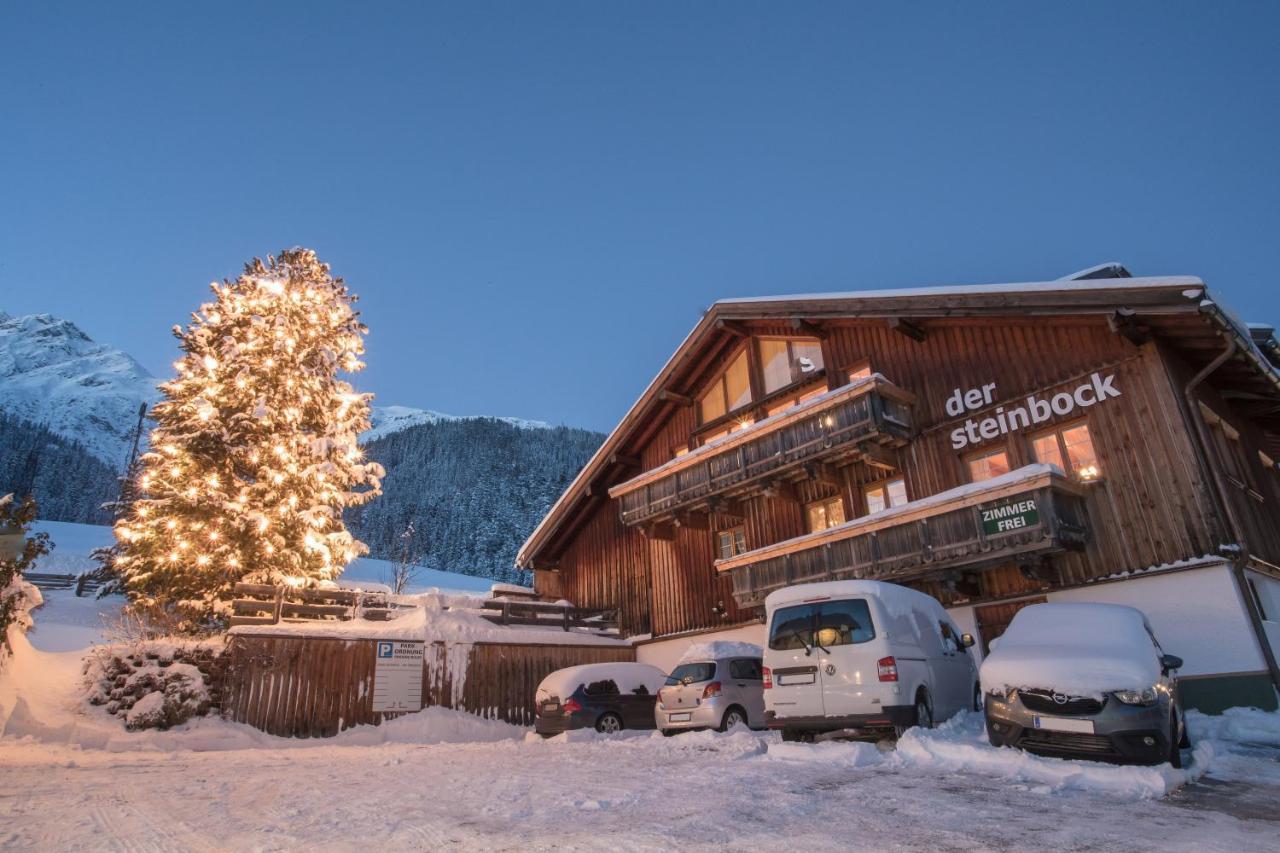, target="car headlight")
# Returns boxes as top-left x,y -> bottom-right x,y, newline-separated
987,686 -> 1015,701
1113,687 -> 1159,706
